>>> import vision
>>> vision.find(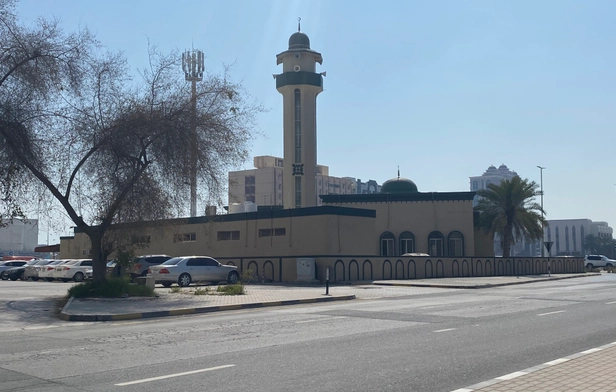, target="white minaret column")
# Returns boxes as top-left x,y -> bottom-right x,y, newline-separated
275,20 -> 324,209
